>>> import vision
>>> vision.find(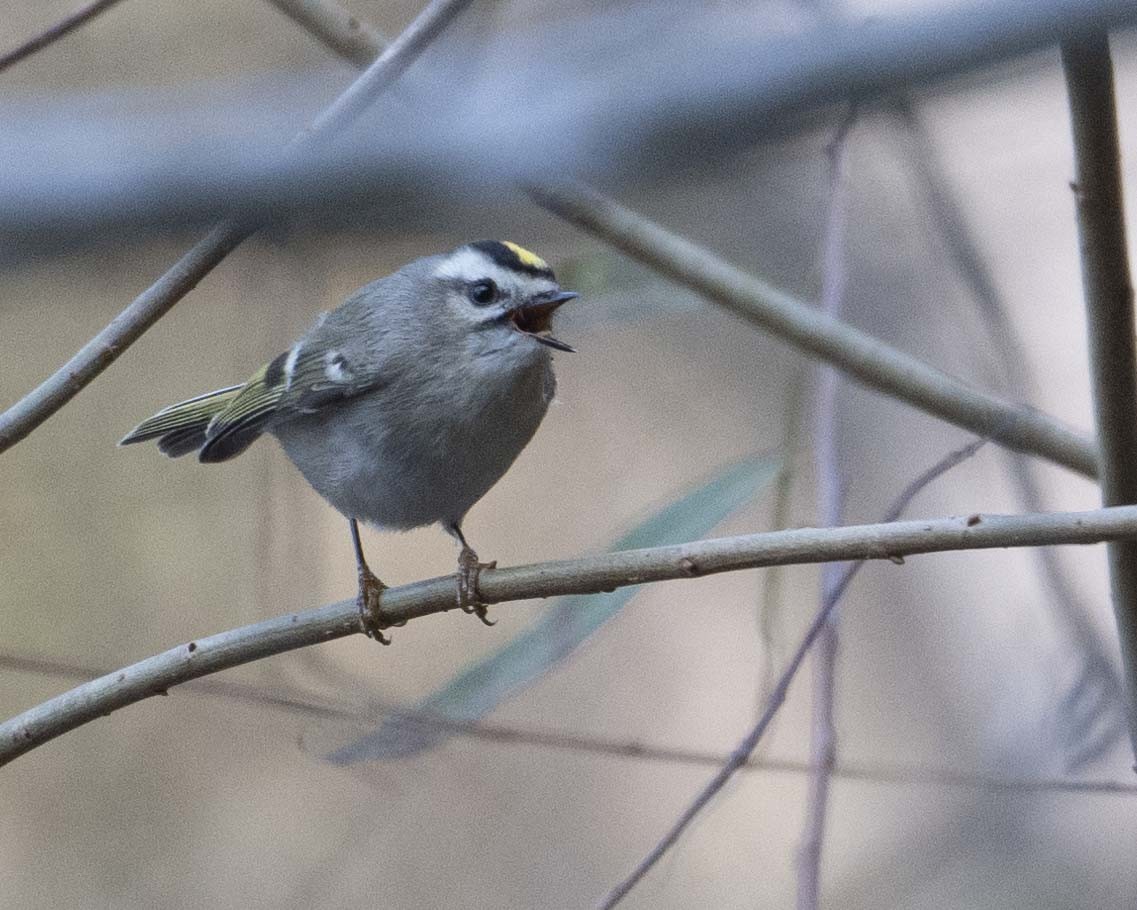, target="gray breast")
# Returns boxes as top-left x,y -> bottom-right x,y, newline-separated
271,359 -> 554,530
